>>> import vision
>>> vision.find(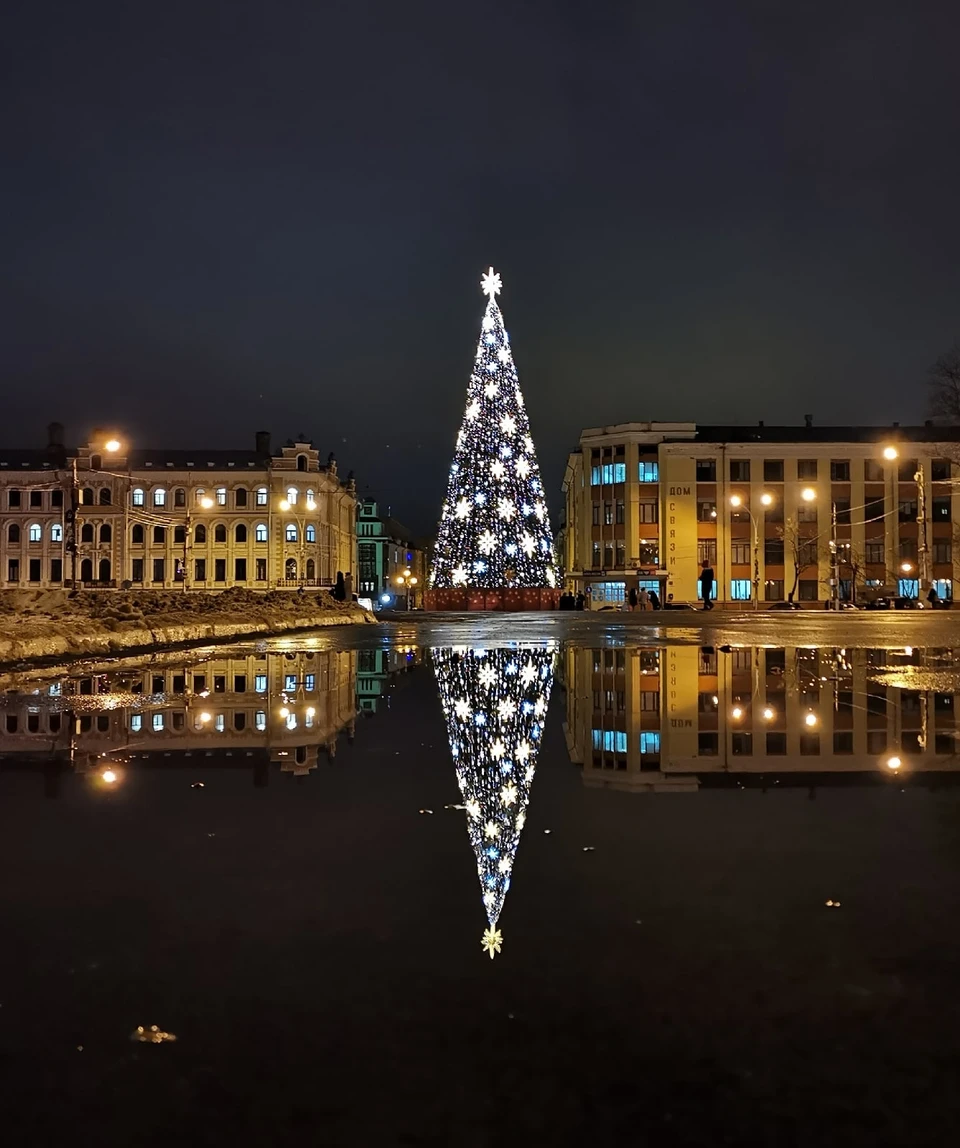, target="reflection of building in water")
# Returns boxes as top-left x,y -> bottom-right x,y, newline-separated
434,647 -> 555,958
356,646 -> 420,714
0,649 -> 358,785
564,644 -> 960,791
